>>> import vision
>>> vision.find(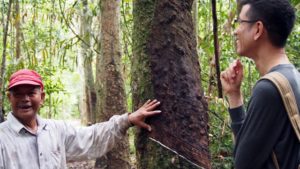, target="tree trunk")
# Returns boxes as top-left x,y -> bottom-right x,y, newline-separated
80,0 -> 96,125
132,0 -> 211,168
14,0 -> 21,59
212,0 -> 222,98
0,0 -> 13,123
192,0 -> 198,43
94,0 -> 131,168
